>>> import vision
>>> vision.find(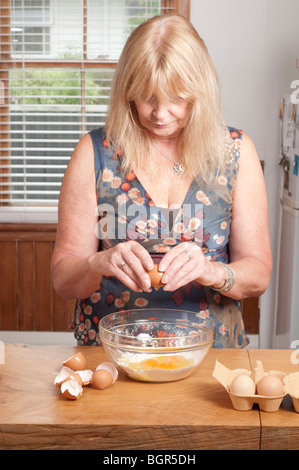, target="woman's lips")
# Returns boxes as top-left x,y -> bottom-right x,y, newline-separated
154,123 -> 170,128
